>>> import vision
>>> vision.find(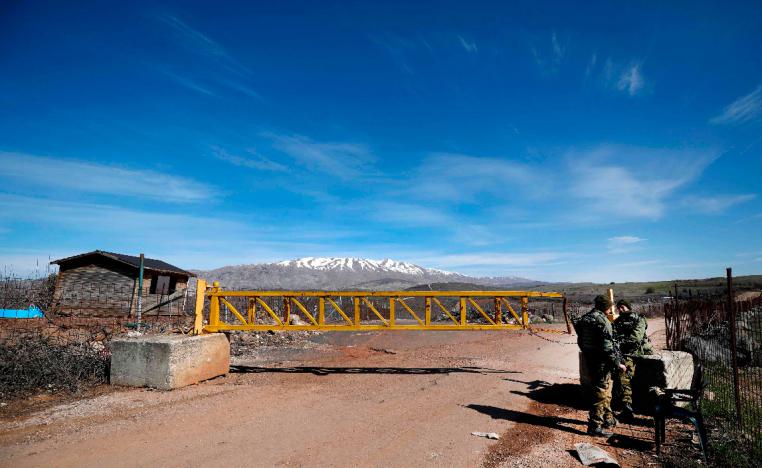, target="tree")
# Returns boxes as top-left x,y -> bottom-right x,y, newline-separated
645,286 -> 656,294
